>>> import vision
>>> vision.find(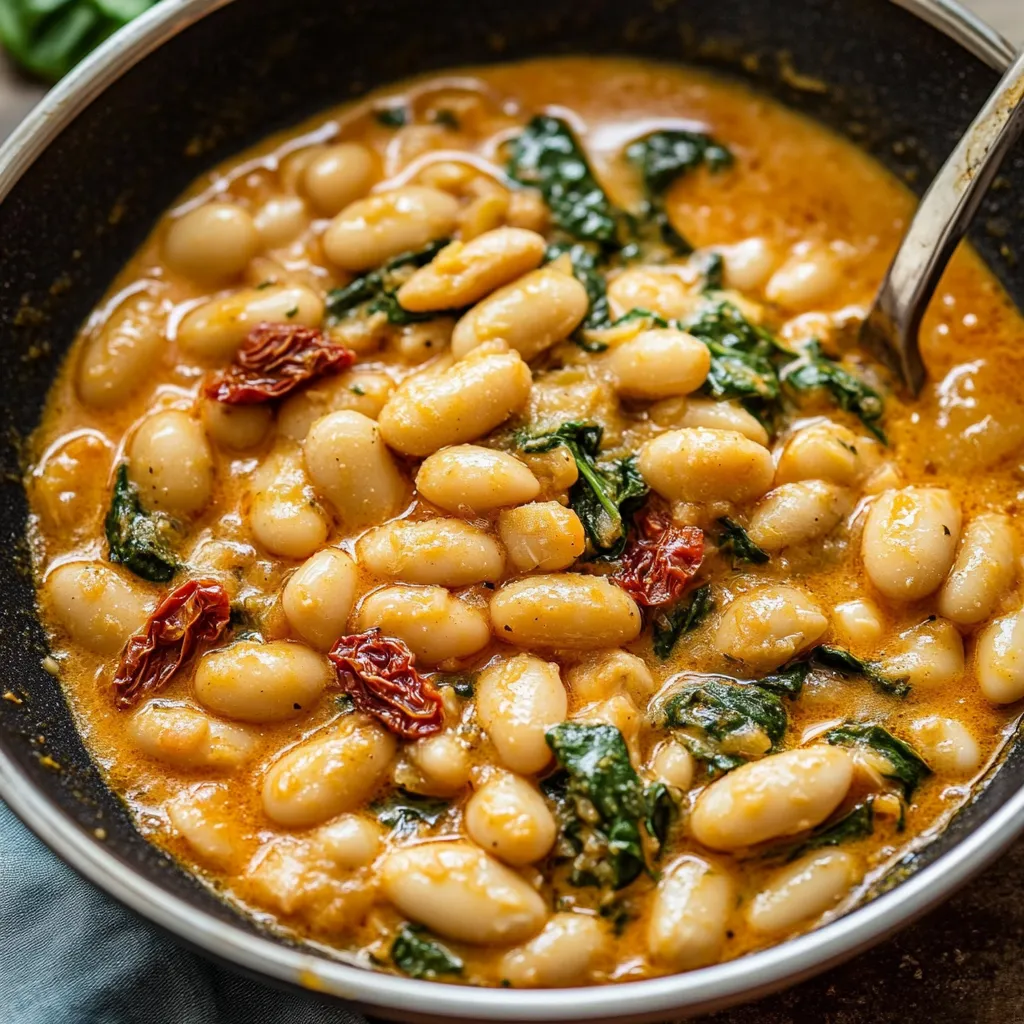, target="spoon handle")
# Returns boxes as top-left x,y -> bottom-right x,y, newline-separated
863,48 -> 1024,394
